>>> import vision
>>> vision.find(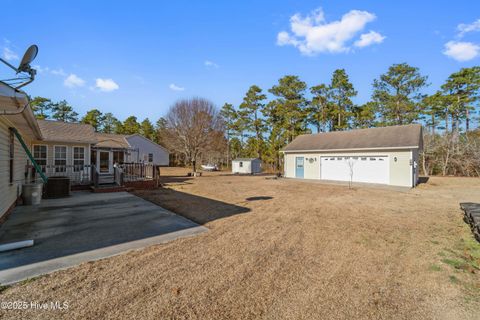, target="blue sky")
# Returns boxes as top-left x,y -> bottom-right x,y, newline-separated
1,1 -> 479,122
